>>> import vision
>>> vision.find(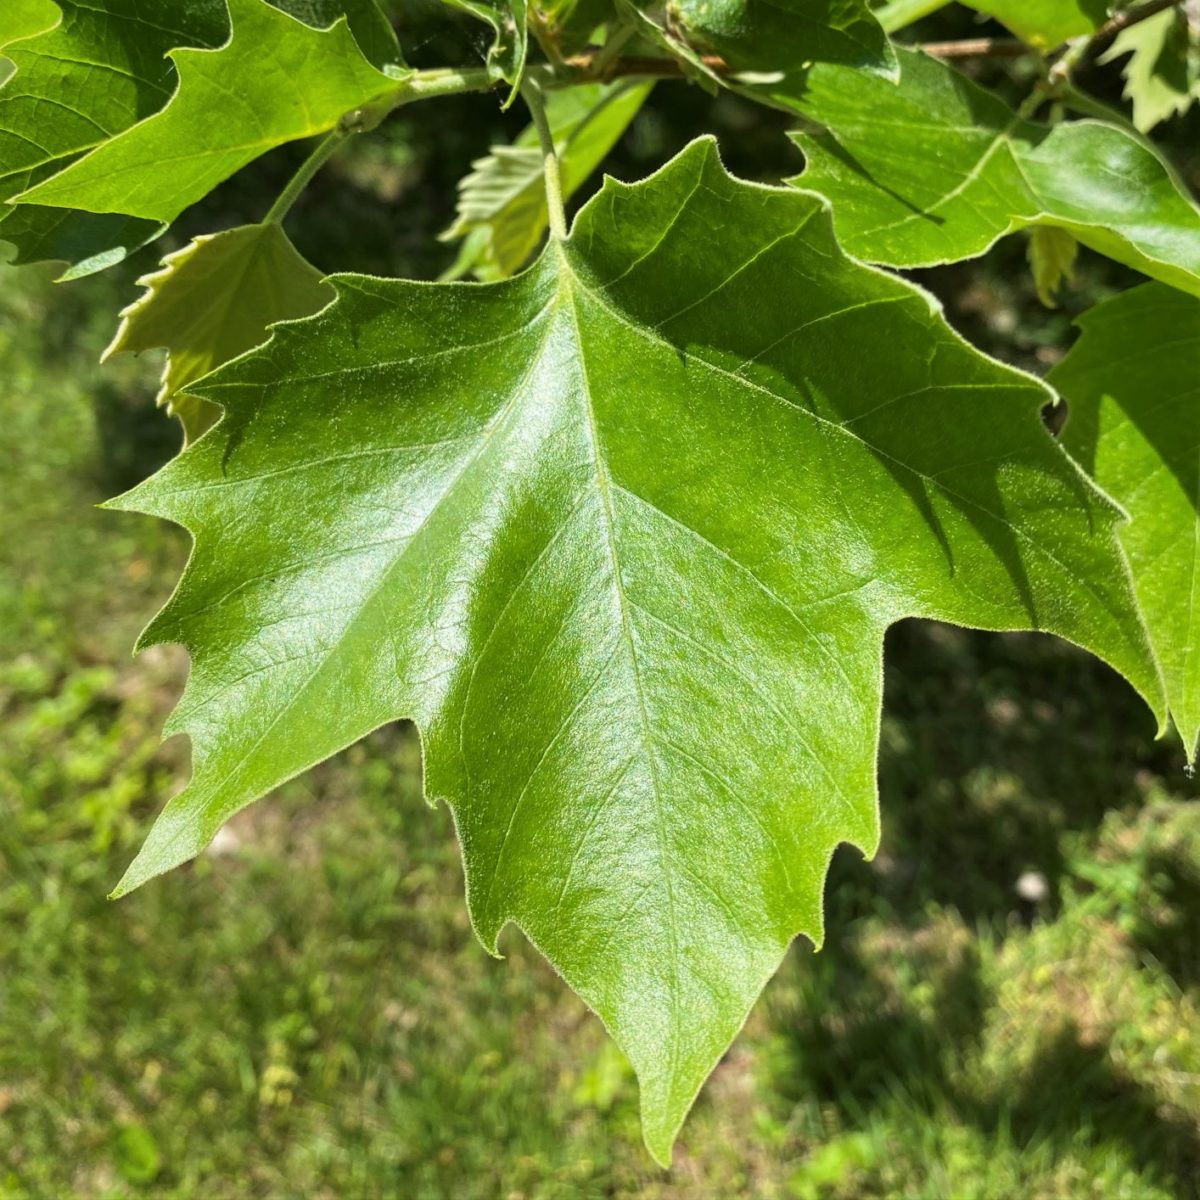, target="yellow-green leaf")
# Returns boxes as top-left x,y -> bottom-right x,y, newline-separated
104,223 -> 334,444
14,0 -> 402,225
